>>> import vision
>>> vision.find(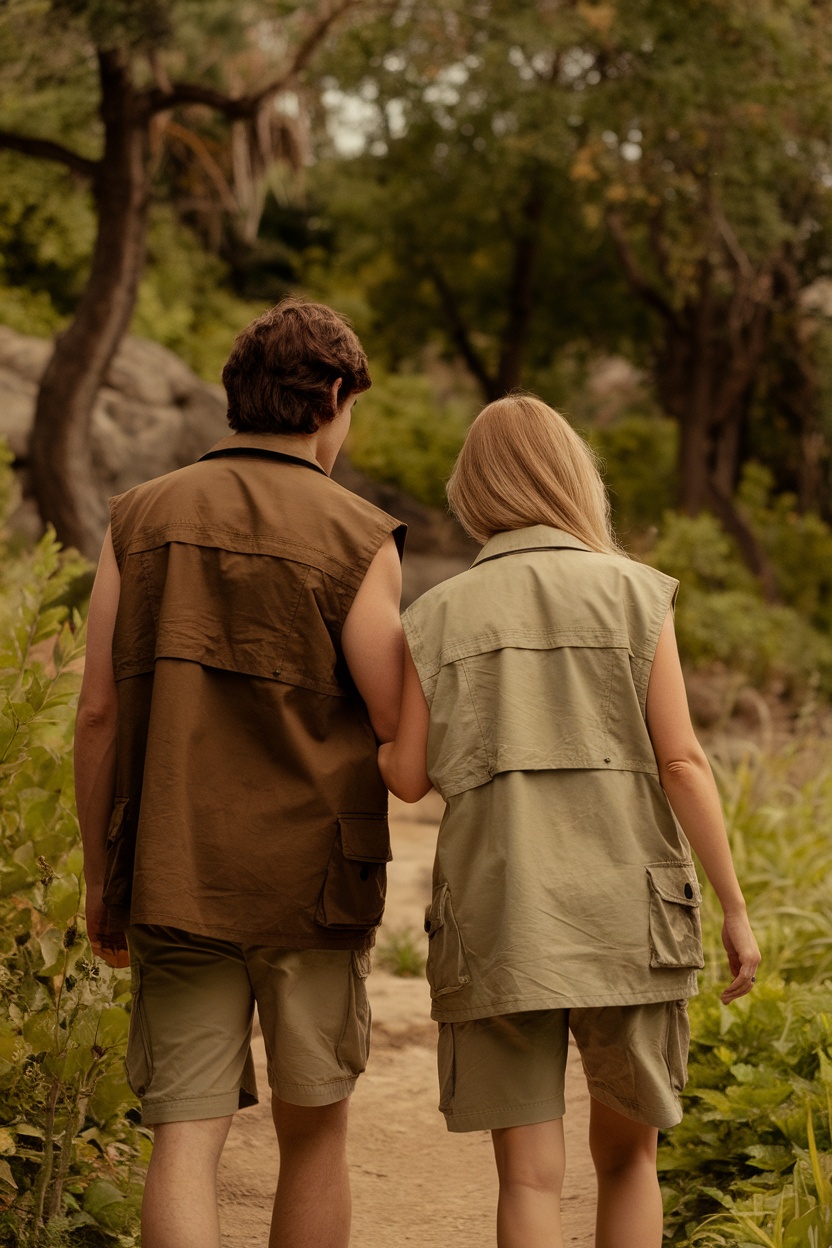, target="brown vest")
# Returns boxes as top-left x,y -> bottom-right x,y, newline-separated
103,432 -> 405,949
